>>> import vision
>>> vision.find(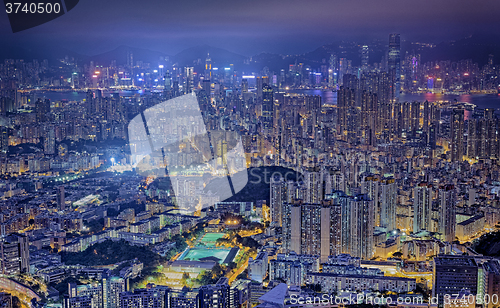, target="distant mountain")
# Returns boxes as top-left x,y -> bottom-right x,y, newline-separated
418,33 -> 500,65
0,40 -> 86,64
1,33 -> 498,71
88,45 -> 170,66
172,45 -> 247,67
